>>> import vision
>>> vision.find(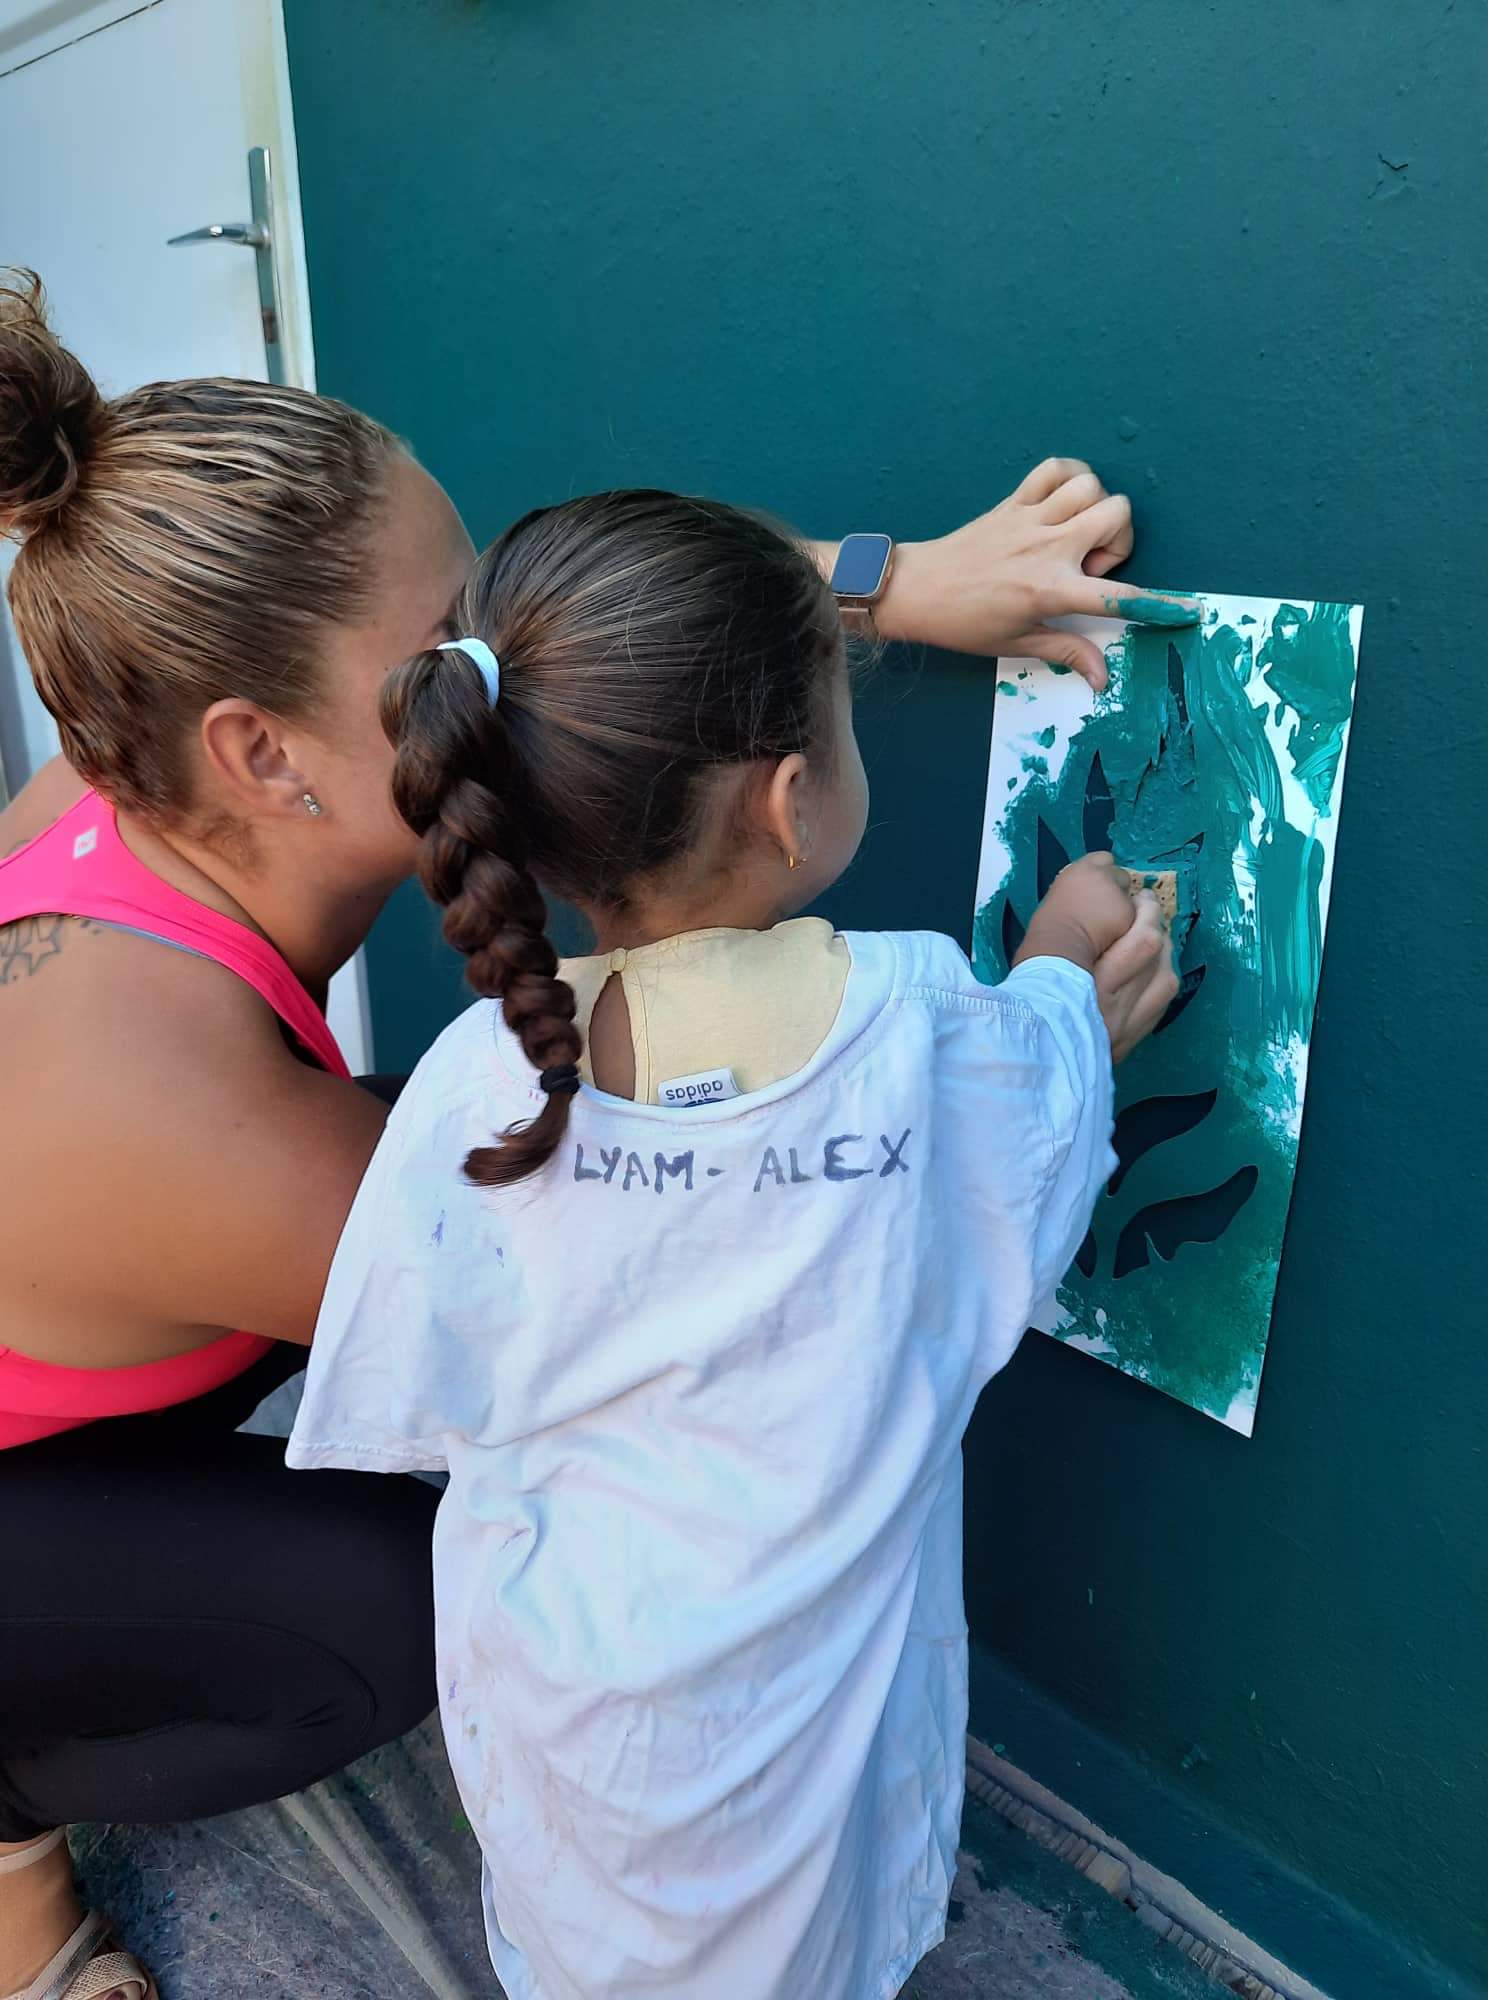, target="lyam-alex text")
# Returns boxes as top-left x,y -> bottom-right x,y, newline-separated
571,1129 -> 913,1195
